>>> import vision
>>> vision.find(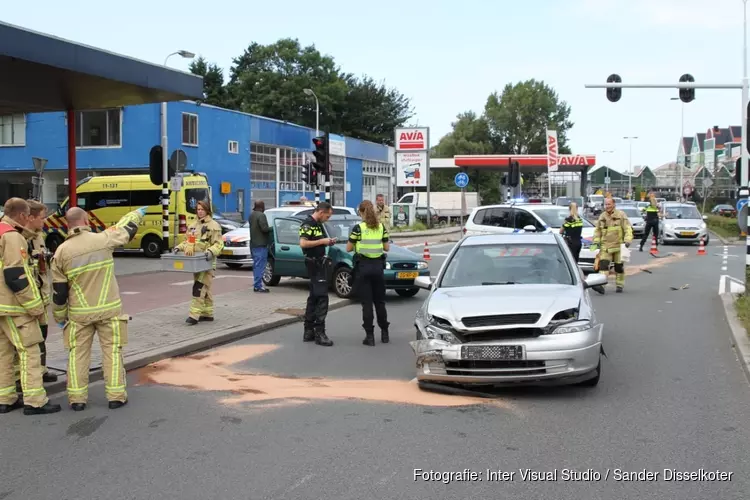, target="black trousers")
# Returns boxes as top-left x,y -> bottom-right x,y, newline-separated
356,258 -> 389,332
641,219 -> 659,247
304,259 -> 330,331
40,324 -> 48,367
566,240 -> 582,263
